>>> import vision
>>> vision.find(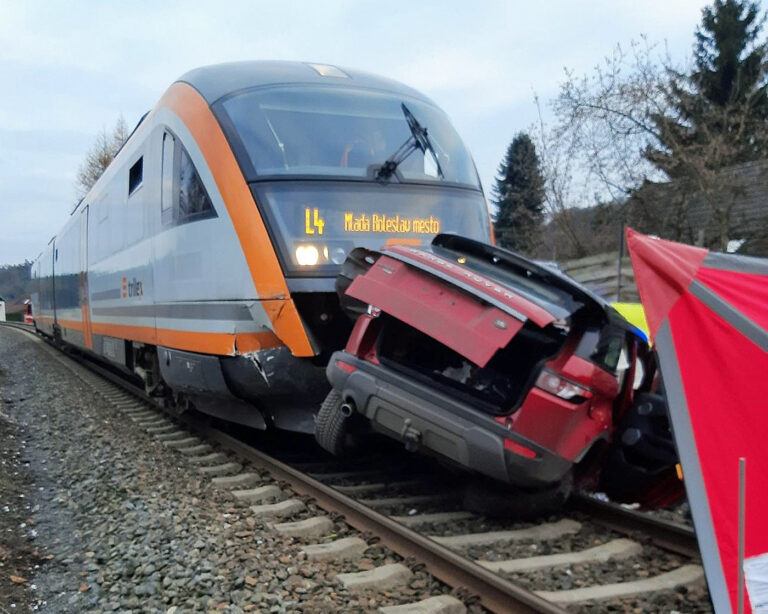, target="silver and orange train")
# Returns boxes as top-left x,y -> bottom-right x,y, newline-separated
31,61 -> 493,432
